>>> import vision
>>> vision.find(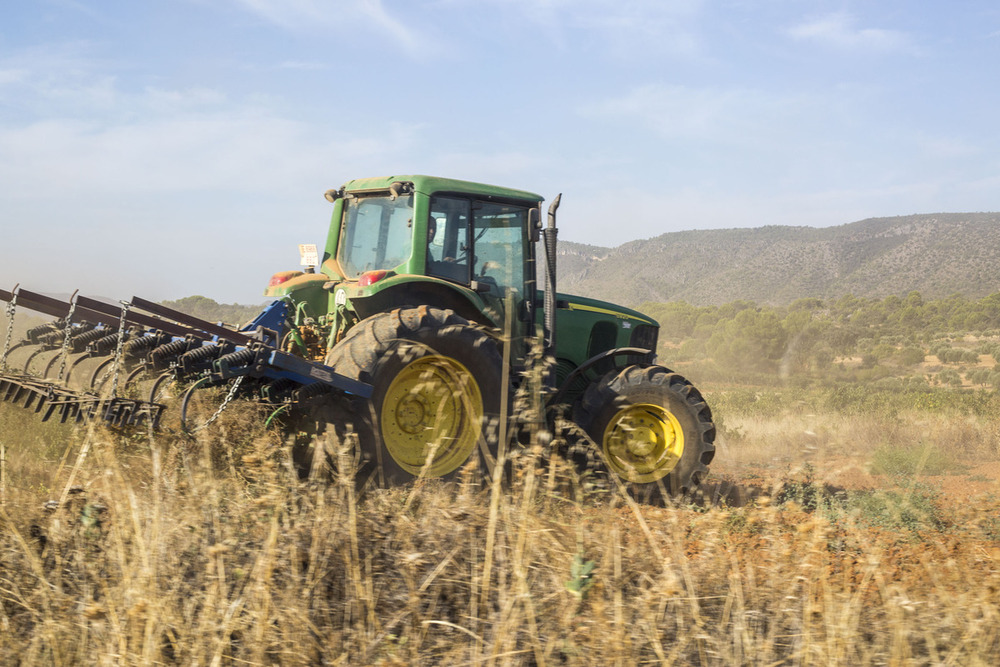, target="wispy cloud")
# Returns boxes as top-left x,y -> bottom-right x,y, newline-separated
232,0 -> 424,56
0,54 -> 422,300
582,83 -> 817,149
437,0 -> 705,57
0,50 -> 416,199
275,60 -> 331,71
787,12 -> 910,53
